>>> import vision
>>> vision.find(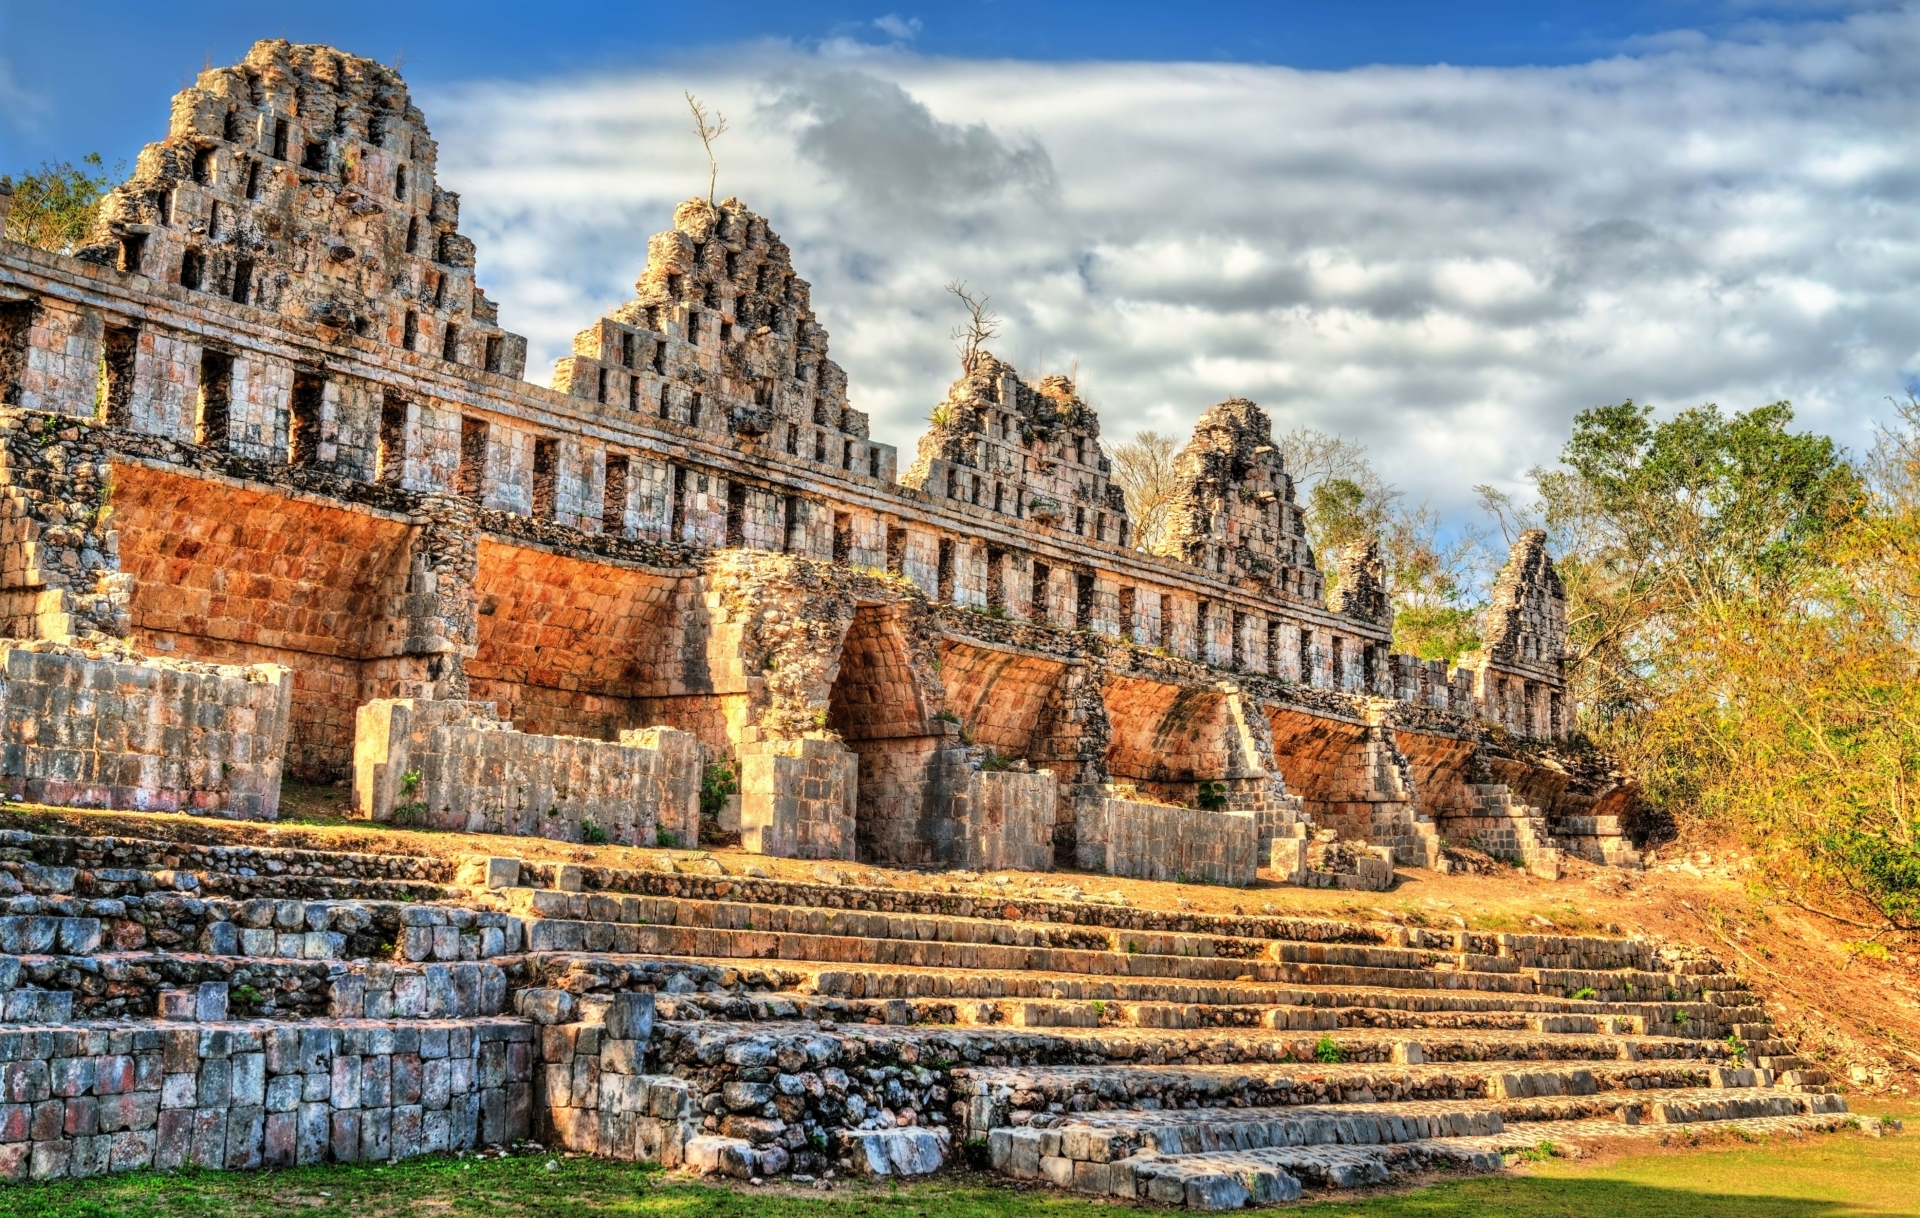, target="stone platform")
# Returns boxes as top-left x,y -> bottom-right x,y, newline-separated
0,818 -> 1852,1204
